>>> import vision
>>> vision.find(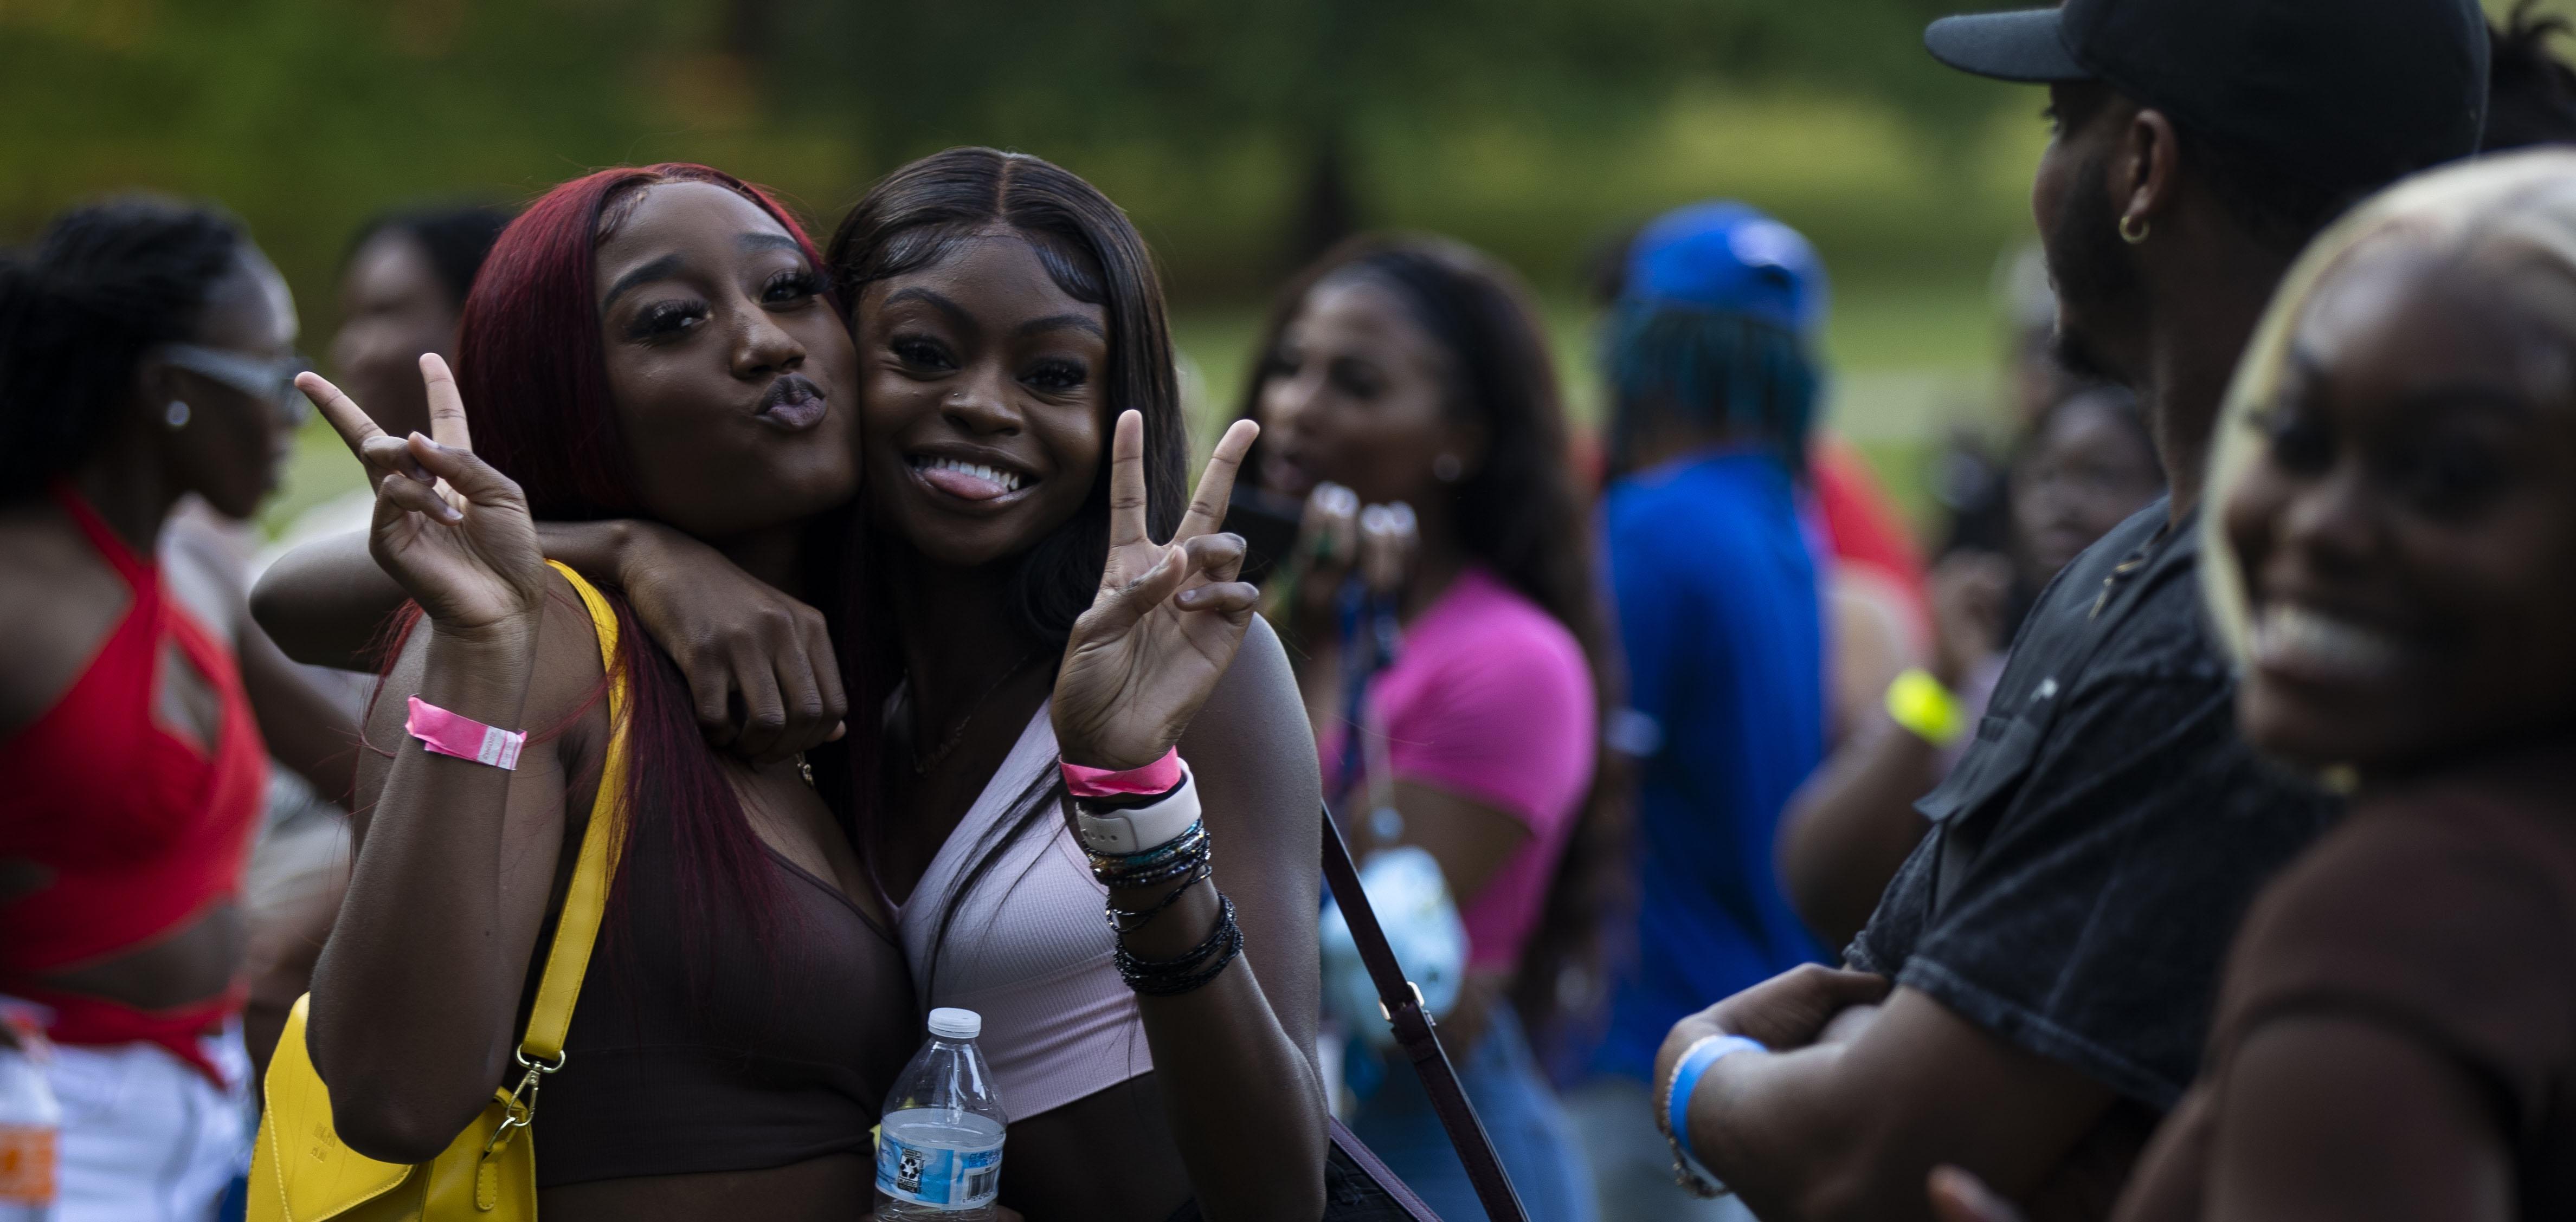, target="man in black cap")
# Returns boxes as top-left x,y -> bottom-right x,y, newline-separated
1649,1 -> 2490,1218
